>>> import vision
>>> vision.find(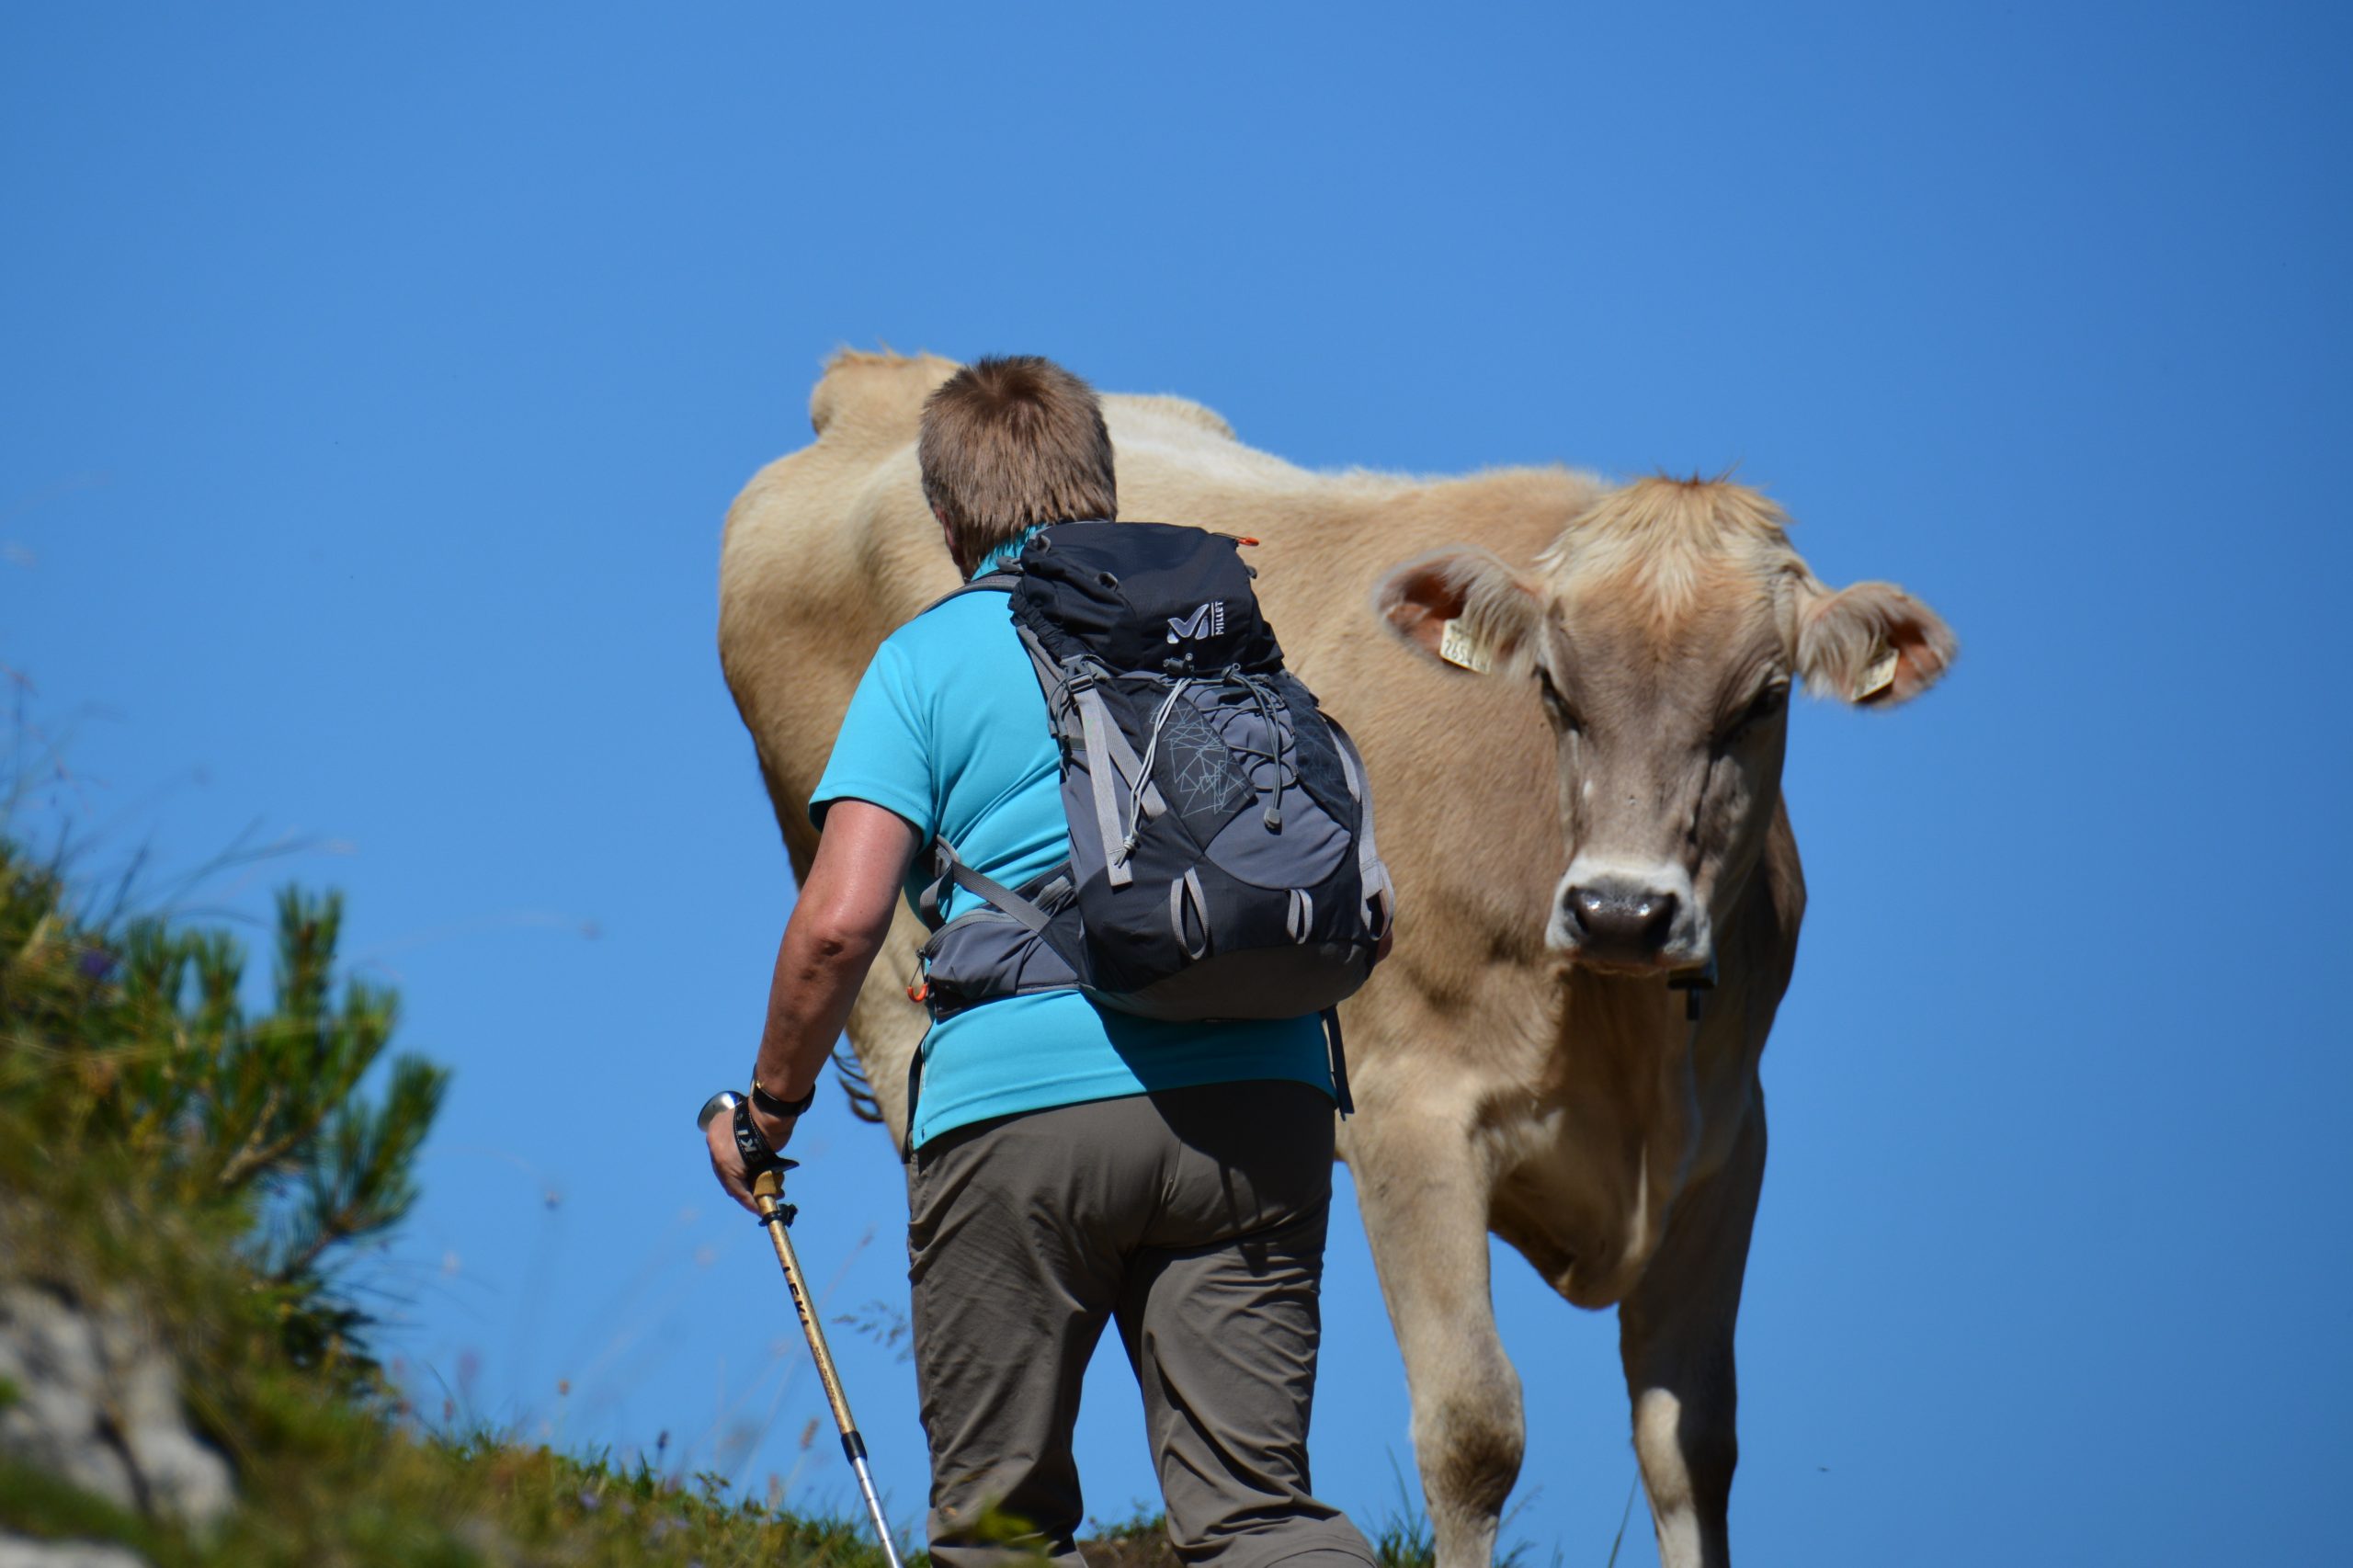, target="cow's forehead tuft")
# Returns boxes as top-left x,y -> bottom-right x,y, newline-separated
1540,477 -> 1801,644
